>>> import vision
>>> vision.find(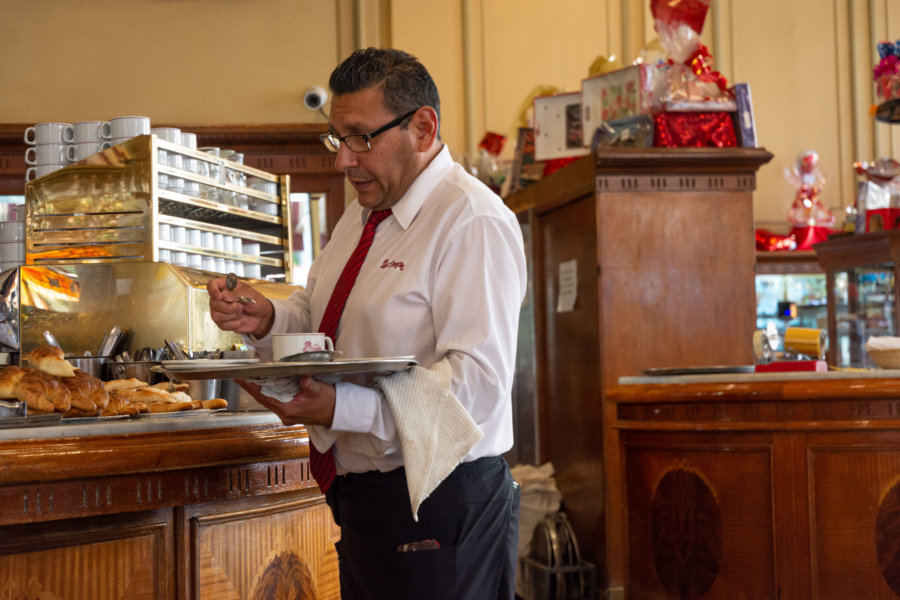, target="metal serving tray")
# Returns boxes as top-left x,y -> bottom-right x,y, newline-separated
155,356 -> 418,380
